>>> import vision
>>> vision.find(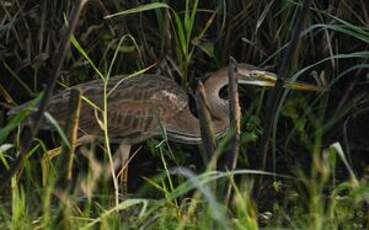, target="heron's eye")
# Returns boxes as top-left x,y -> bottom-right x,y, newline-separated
219,85 -> 229,100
